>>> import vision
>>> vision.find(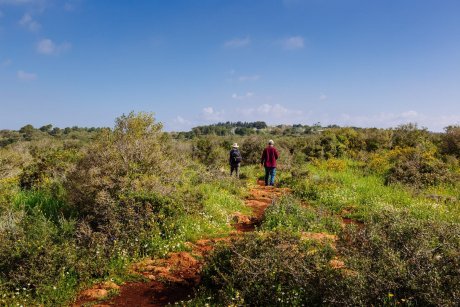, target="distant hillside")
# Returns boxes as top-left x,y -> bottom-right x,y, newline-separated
173,121 -> 331,138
